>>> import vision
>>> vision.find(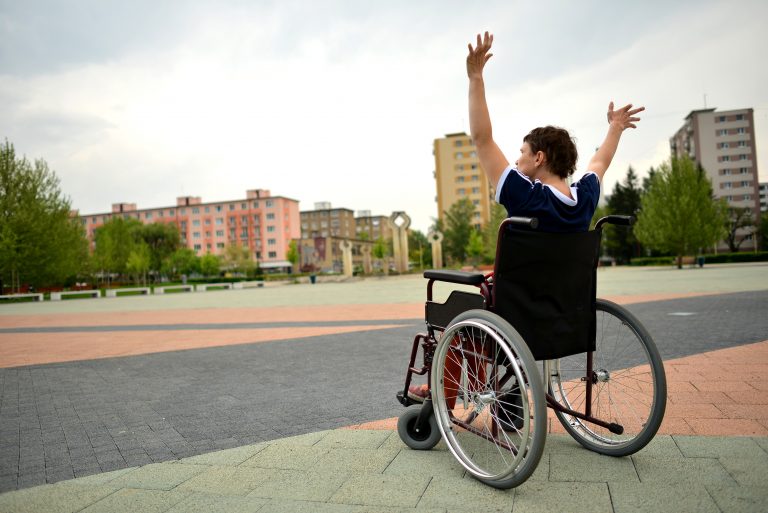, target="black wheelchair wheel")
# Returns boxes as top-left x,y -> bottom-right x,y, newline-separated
548,299 -> 667,456
430,309 -> 546,489
397,406 -> 441,451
